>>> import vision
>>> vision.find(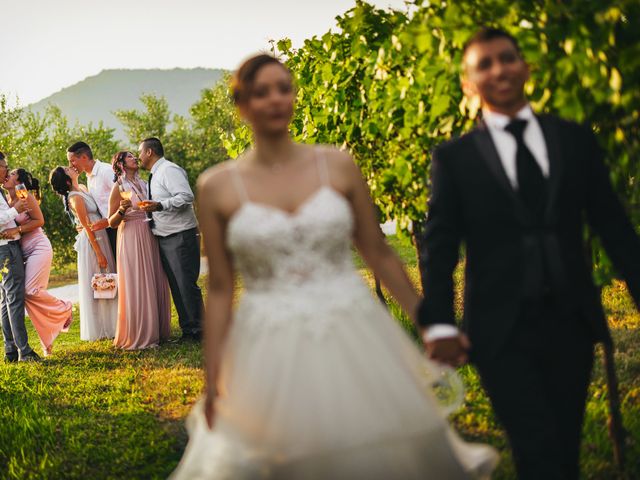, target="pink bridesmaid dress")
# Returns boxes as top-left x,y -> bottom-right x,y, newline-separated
16,212 -> 73,355
113,177 -> 171,350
